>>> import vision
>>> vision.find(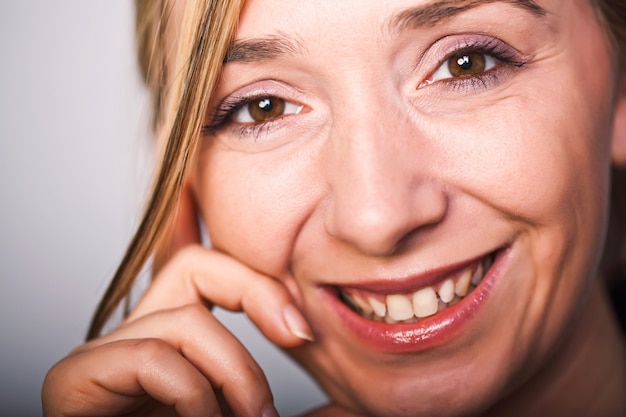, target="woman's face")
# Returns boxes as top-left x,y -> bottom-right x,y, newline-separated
190,0 -> 619,415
